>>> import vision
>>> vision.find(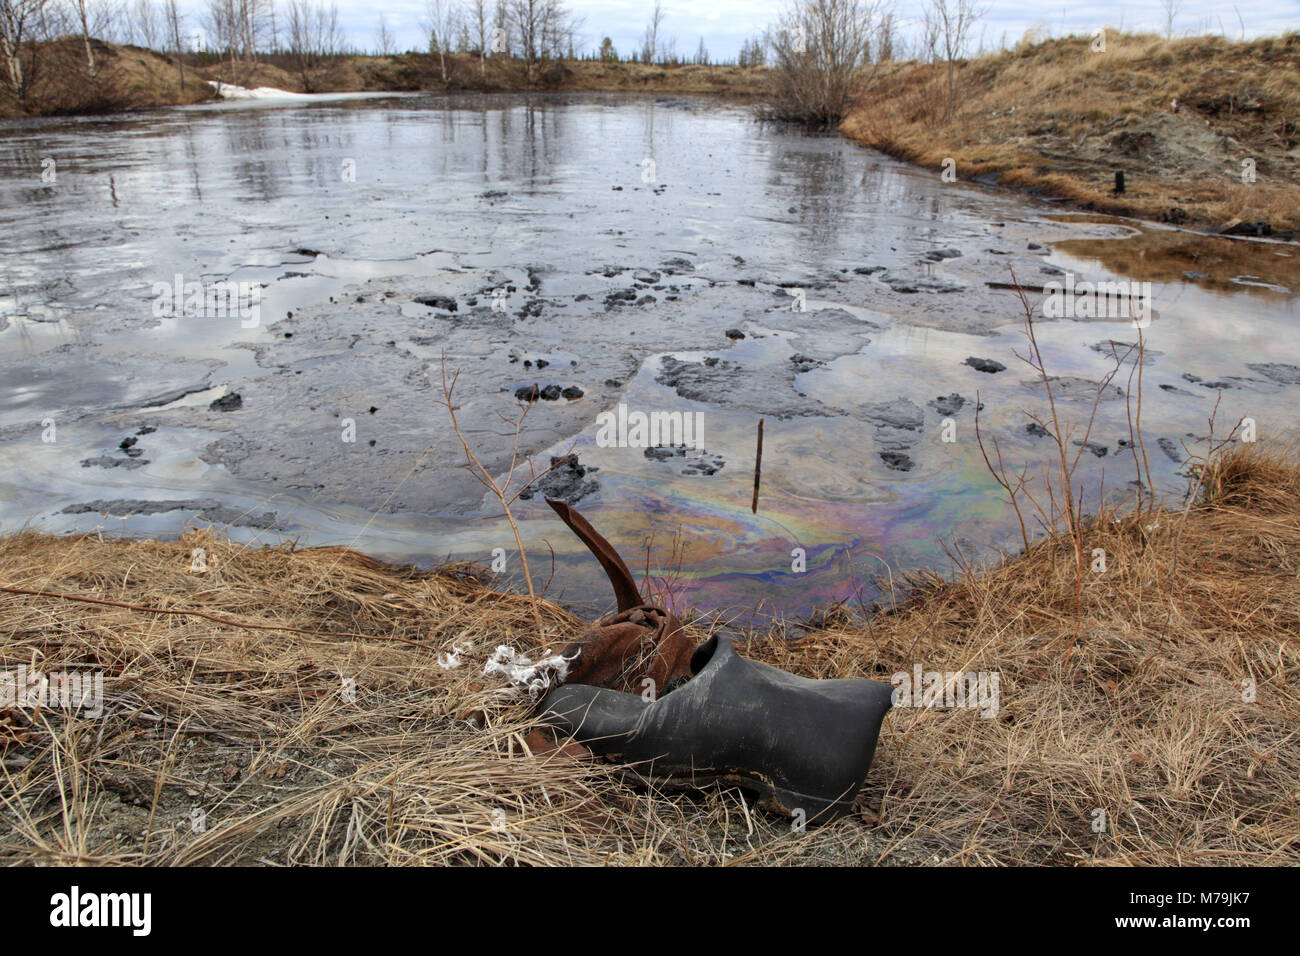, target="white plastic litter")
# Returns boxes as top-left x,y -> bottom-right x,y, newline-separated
436,641 -> 473,670
482,645 -> 570,699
